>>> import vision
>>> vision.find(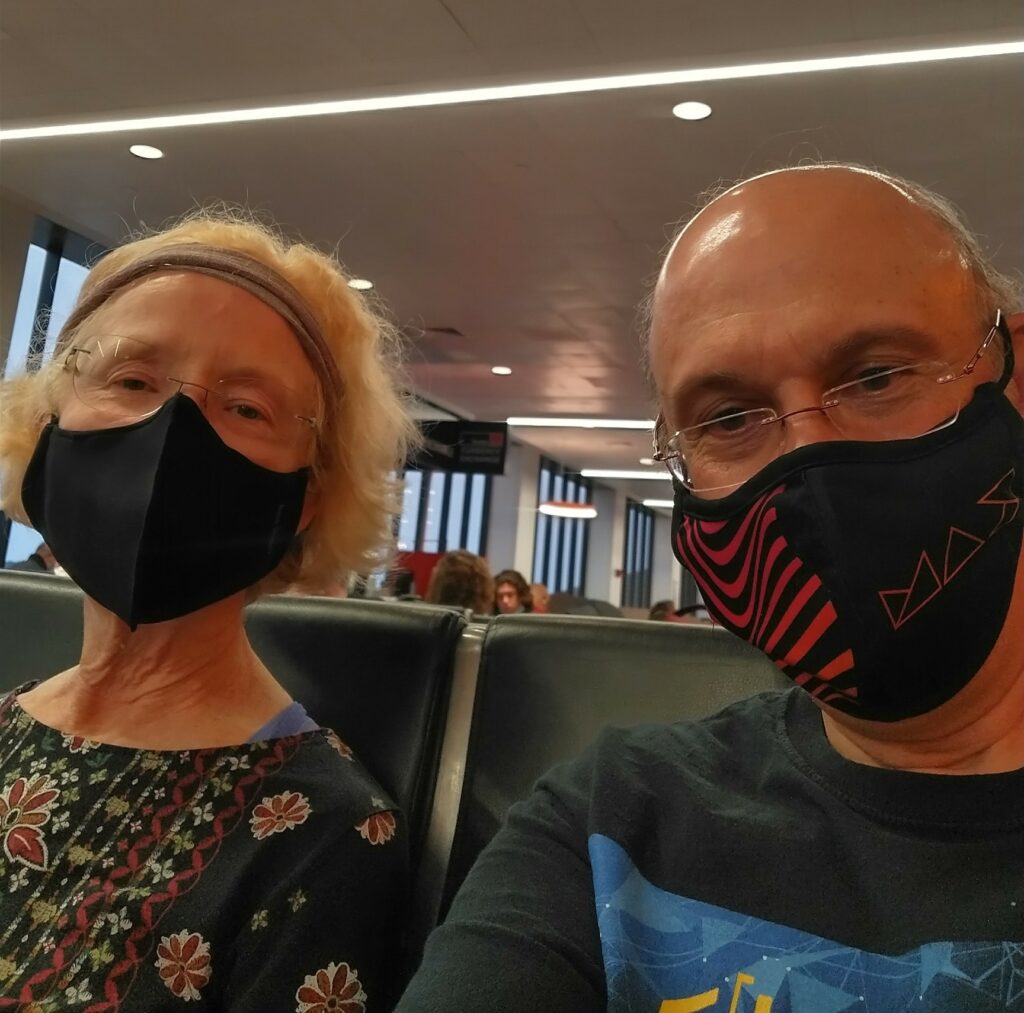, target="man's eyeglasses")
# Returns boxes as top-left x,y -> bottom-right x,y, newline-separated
653,310 -> 1010,499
